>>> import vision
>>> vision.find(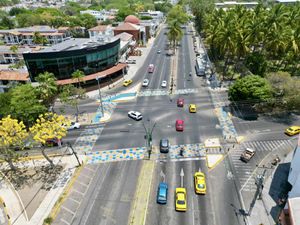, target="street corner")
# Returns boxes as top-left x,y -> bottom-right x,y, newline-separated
204,138 -> 221,148
206,154 -> 224,170
0,196 -> 10,225
99,112 -> 112,123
